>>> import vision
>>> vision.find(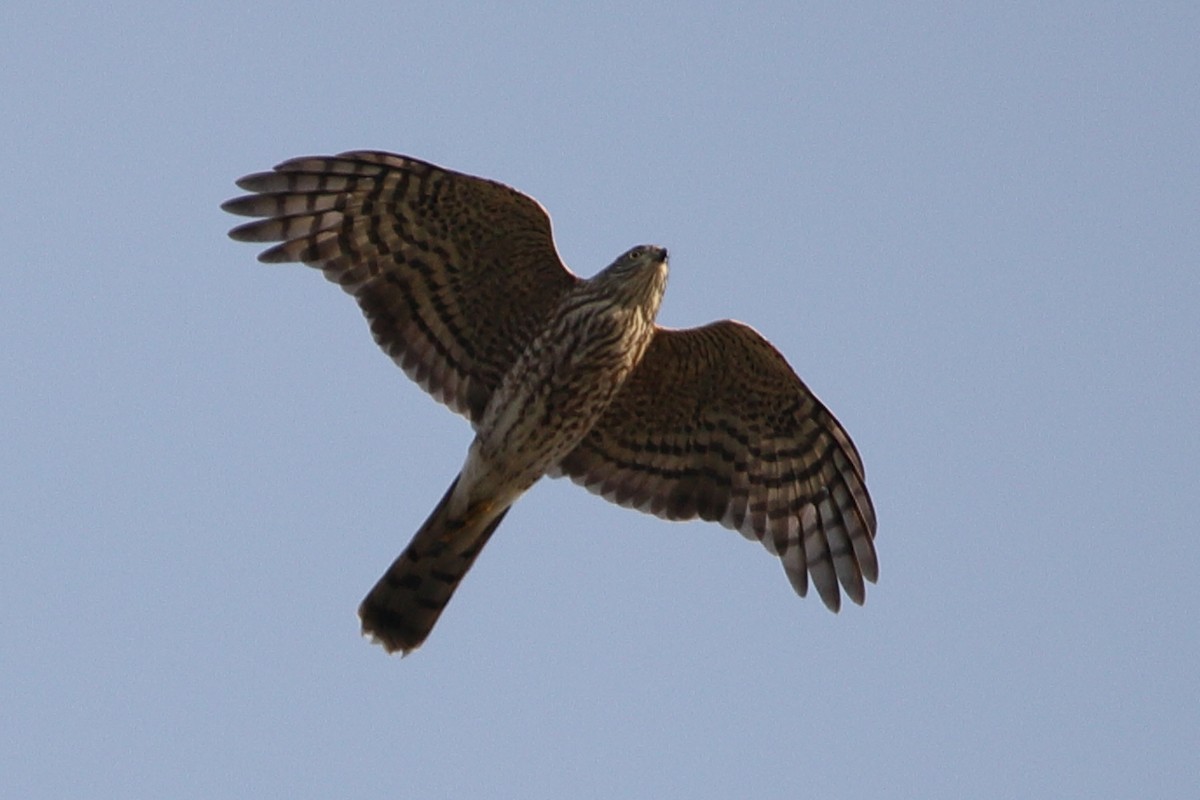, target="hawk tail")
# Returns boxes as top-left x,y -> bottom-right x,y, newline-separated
358,476 -> 509,655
